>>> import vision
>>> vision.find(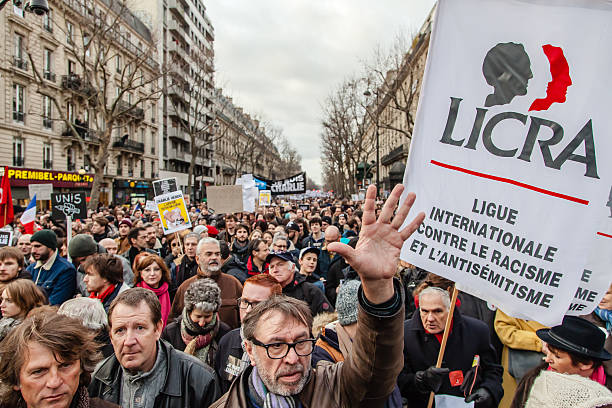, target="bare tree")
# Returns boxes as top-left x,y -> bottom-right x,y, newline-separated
26,0 -> 163,209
